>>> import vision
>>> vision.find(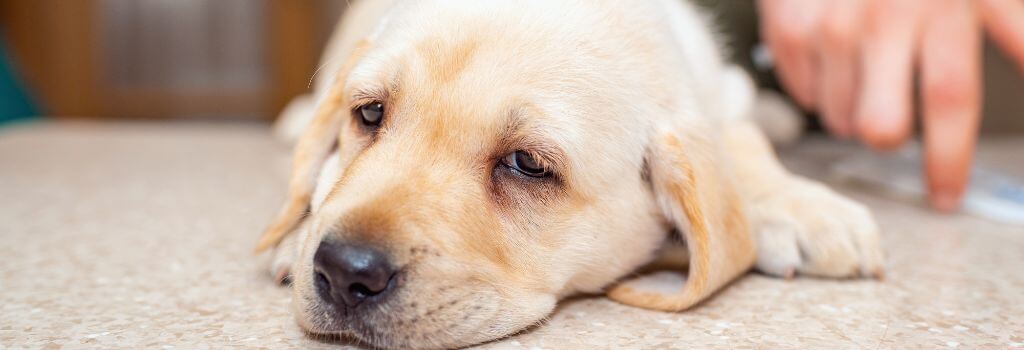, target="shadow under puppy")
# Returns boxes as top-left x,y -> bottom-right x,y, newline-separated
259,0 -> 885,348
